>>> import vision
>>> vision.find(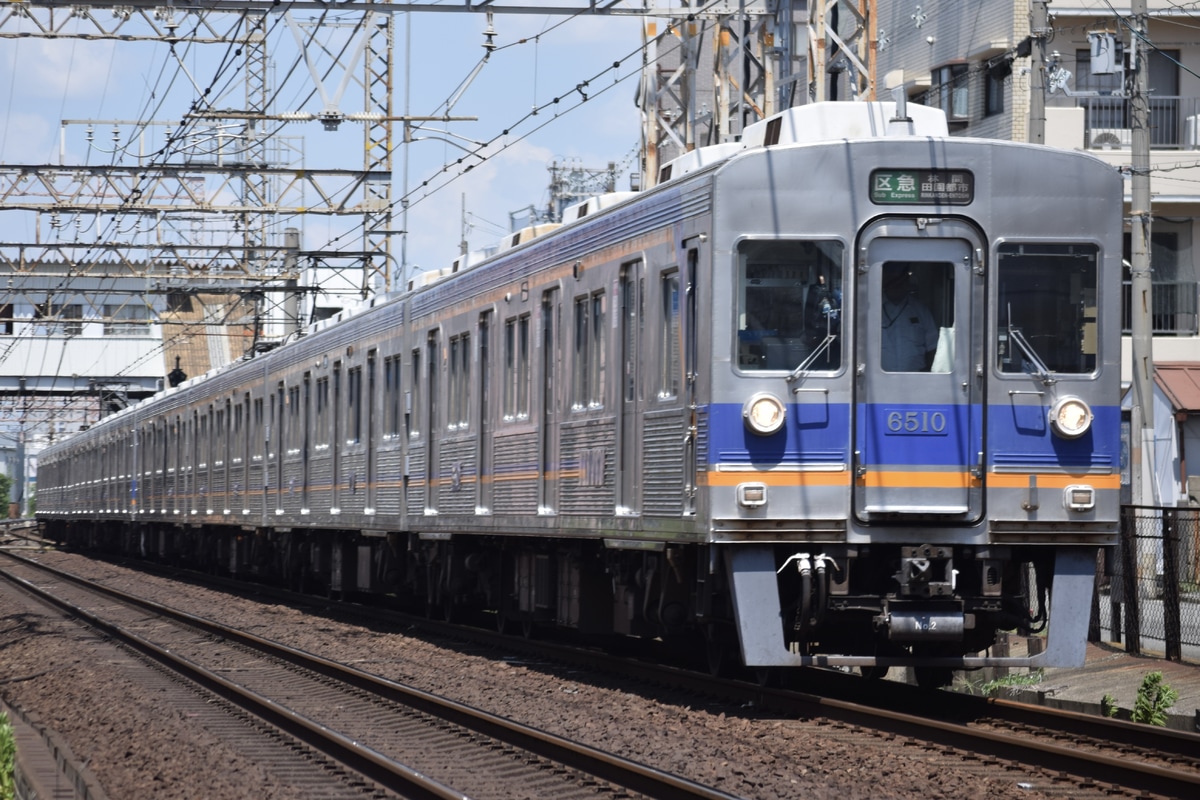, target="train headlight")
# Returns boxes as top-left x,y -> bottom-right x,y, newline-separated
1049,396 -> 1093,439
743,392 -> 786,435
